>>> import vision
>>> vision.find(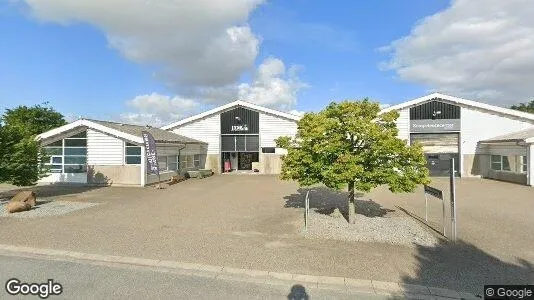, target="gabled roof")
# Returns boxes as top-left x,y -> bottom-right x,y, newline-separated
161,100 -> 301,130
36,119 -> 206,145
380,93 -> 534,122
480,127 -> 534,144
